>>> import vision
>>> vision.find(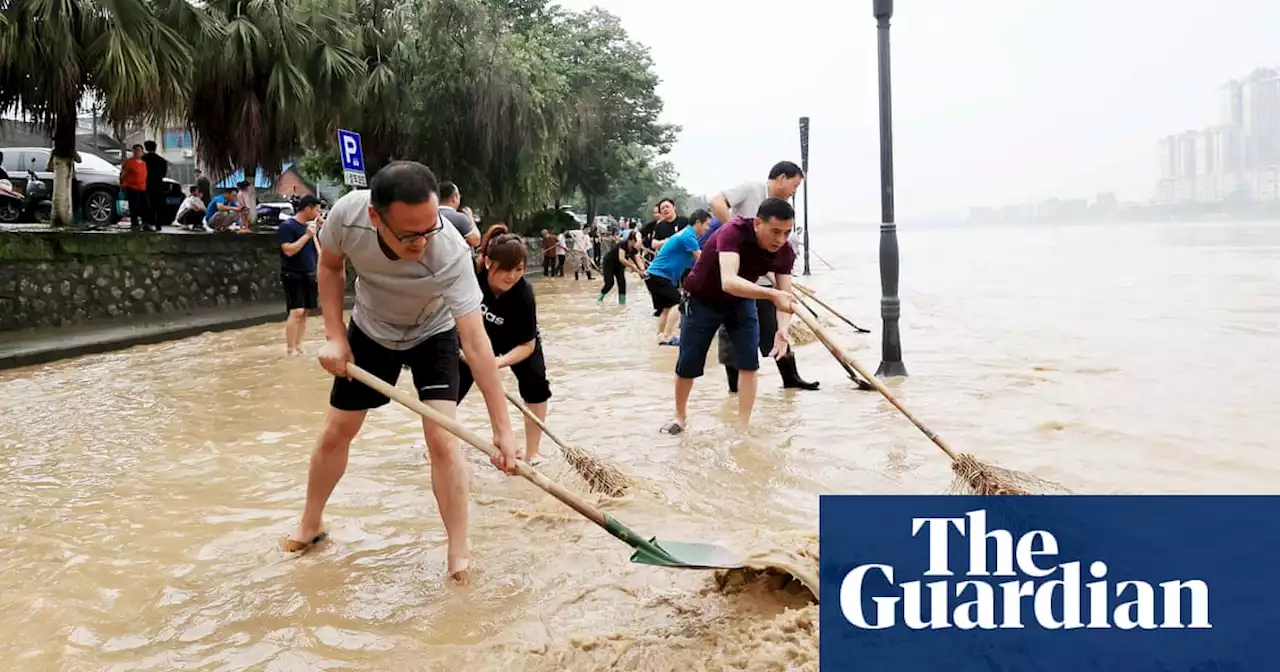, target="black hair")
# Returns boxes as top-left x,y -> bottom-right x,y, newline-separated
132,144 -> 144,151
370,161 -> 439,211
767,161 -> 804,180
690,208 -> 712,224
143,140 -> 157,152
756,198 -> 795,222
296,194 -> 322,210
657,198 -> 676,209
439,180 -> 459,202
486,232 -> 528,271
